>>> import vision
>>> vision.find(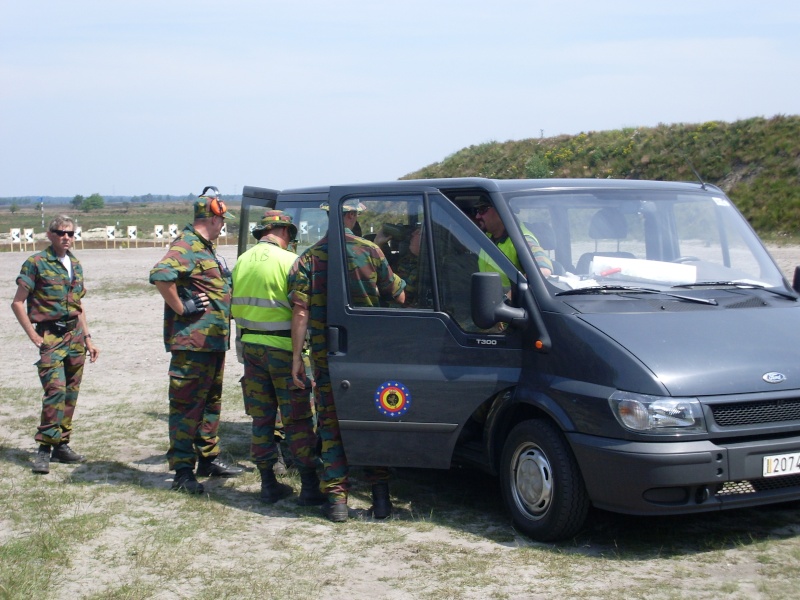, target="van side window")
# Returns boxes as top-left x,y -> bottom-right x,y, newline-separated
343,195 -> 431,310
429,202 -> 517,331
281,207 -> 327,255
